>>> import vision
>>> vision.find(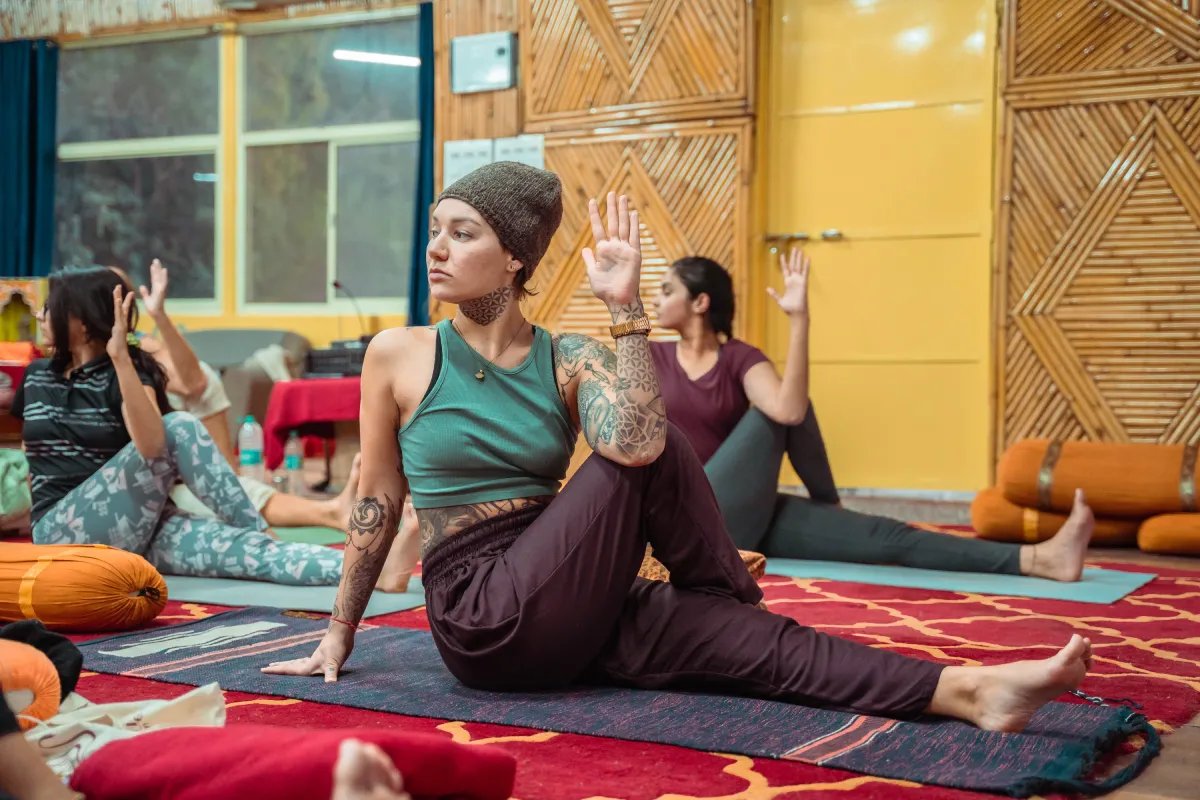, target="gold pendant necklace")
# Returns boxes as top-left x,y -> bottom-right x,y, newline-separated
451,319 -> 527,383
